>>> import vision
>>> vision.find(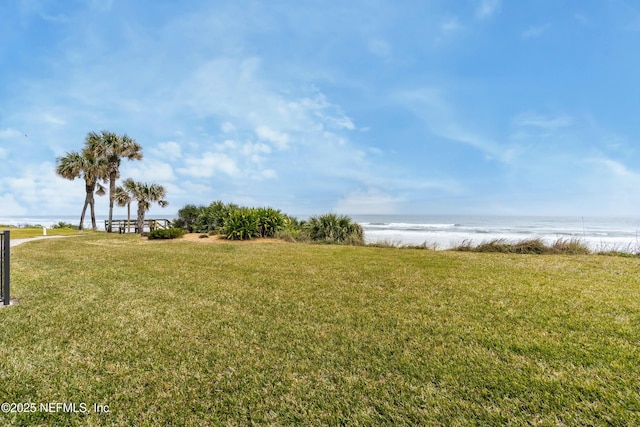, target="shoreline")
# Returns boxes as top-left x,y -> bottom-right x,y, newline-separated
3,214 -> 640,253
